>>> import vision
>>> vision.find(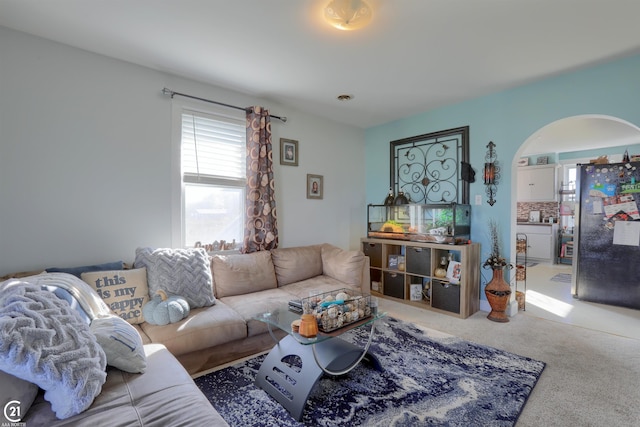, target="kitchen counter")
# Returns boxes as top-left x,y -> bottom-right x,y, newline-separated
516,223 -> 558,262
